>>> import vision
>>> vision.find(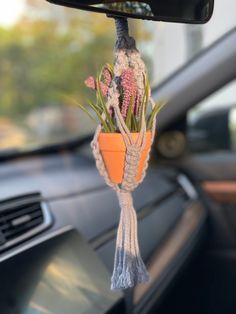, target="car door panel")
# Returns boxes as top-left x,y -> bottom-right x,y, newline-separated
202,180 -> 236,204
